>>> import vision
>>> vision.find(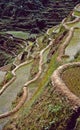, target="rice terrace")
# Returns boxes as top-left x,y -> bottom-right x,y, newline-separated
0,0 -> 80,130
